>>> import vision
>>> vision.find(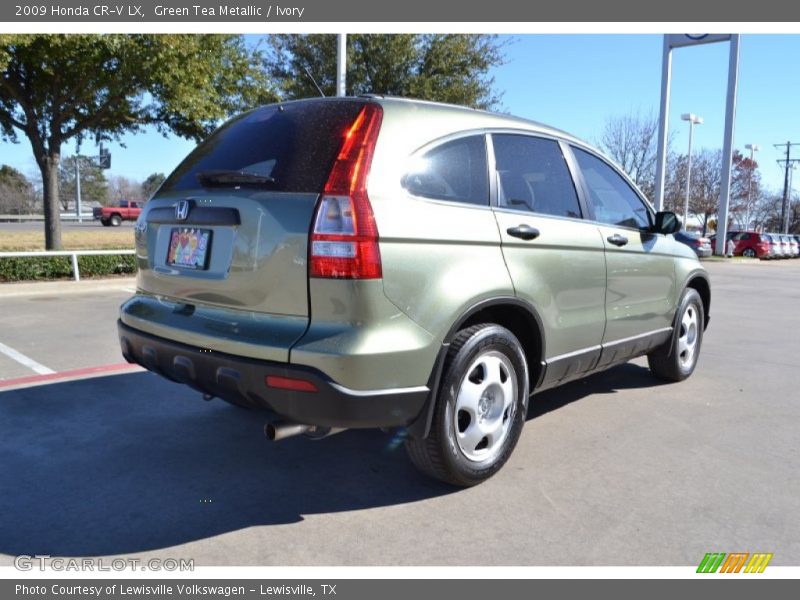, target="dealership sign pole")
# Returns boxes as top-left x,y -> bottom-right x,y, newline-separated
654,34 -> 740,256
